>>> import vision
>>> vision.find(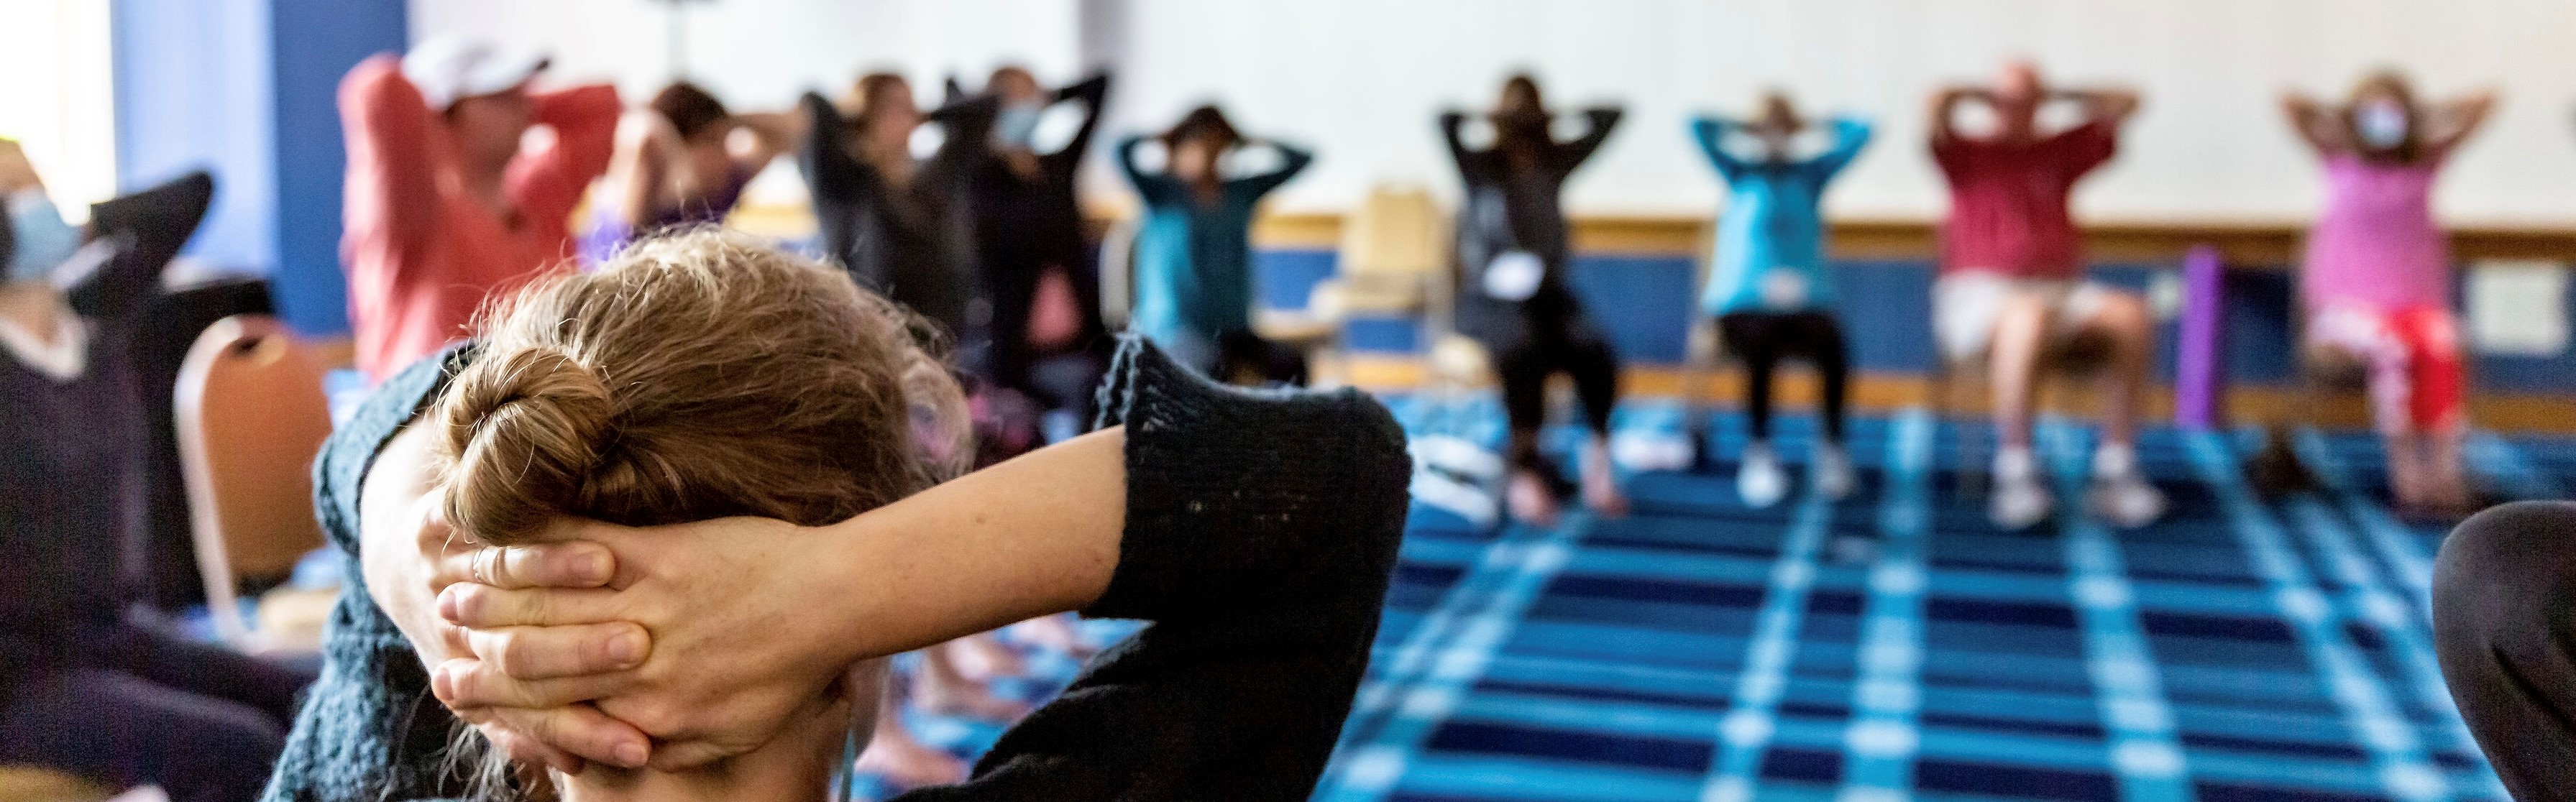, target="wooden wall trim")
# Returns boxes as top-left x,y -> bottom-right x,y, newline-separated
1249,211 -> 2576,264
735,200 -> 2576,265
